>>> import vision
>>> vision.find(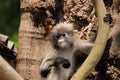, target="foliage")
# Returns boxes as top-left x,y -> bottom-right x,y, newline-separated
0,0 -> 20,48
